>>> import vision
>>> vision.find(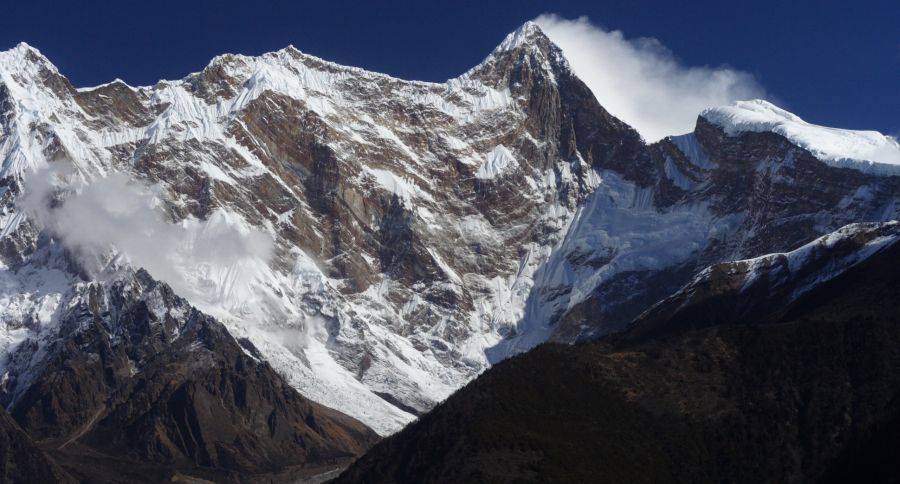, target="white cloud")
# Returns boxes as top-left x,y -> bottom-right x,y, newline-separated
536,14 -> 767,142
20,165 -> 274,306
